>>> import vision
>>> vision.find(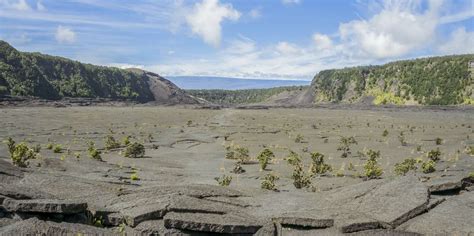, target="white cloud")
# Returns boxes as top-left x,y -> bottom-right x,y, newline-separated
186,0 -> 240,47
282,0 -> 301,5
12,0 -> 31,10
248,8 -> 261,19
55,25 -> 76,43
109,63 -> 145,70
438,27 -> 474,54
276,41 -> 300,55
338,0 -> 440,59
36,0 -> 45,11
312,33 -> 333,51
